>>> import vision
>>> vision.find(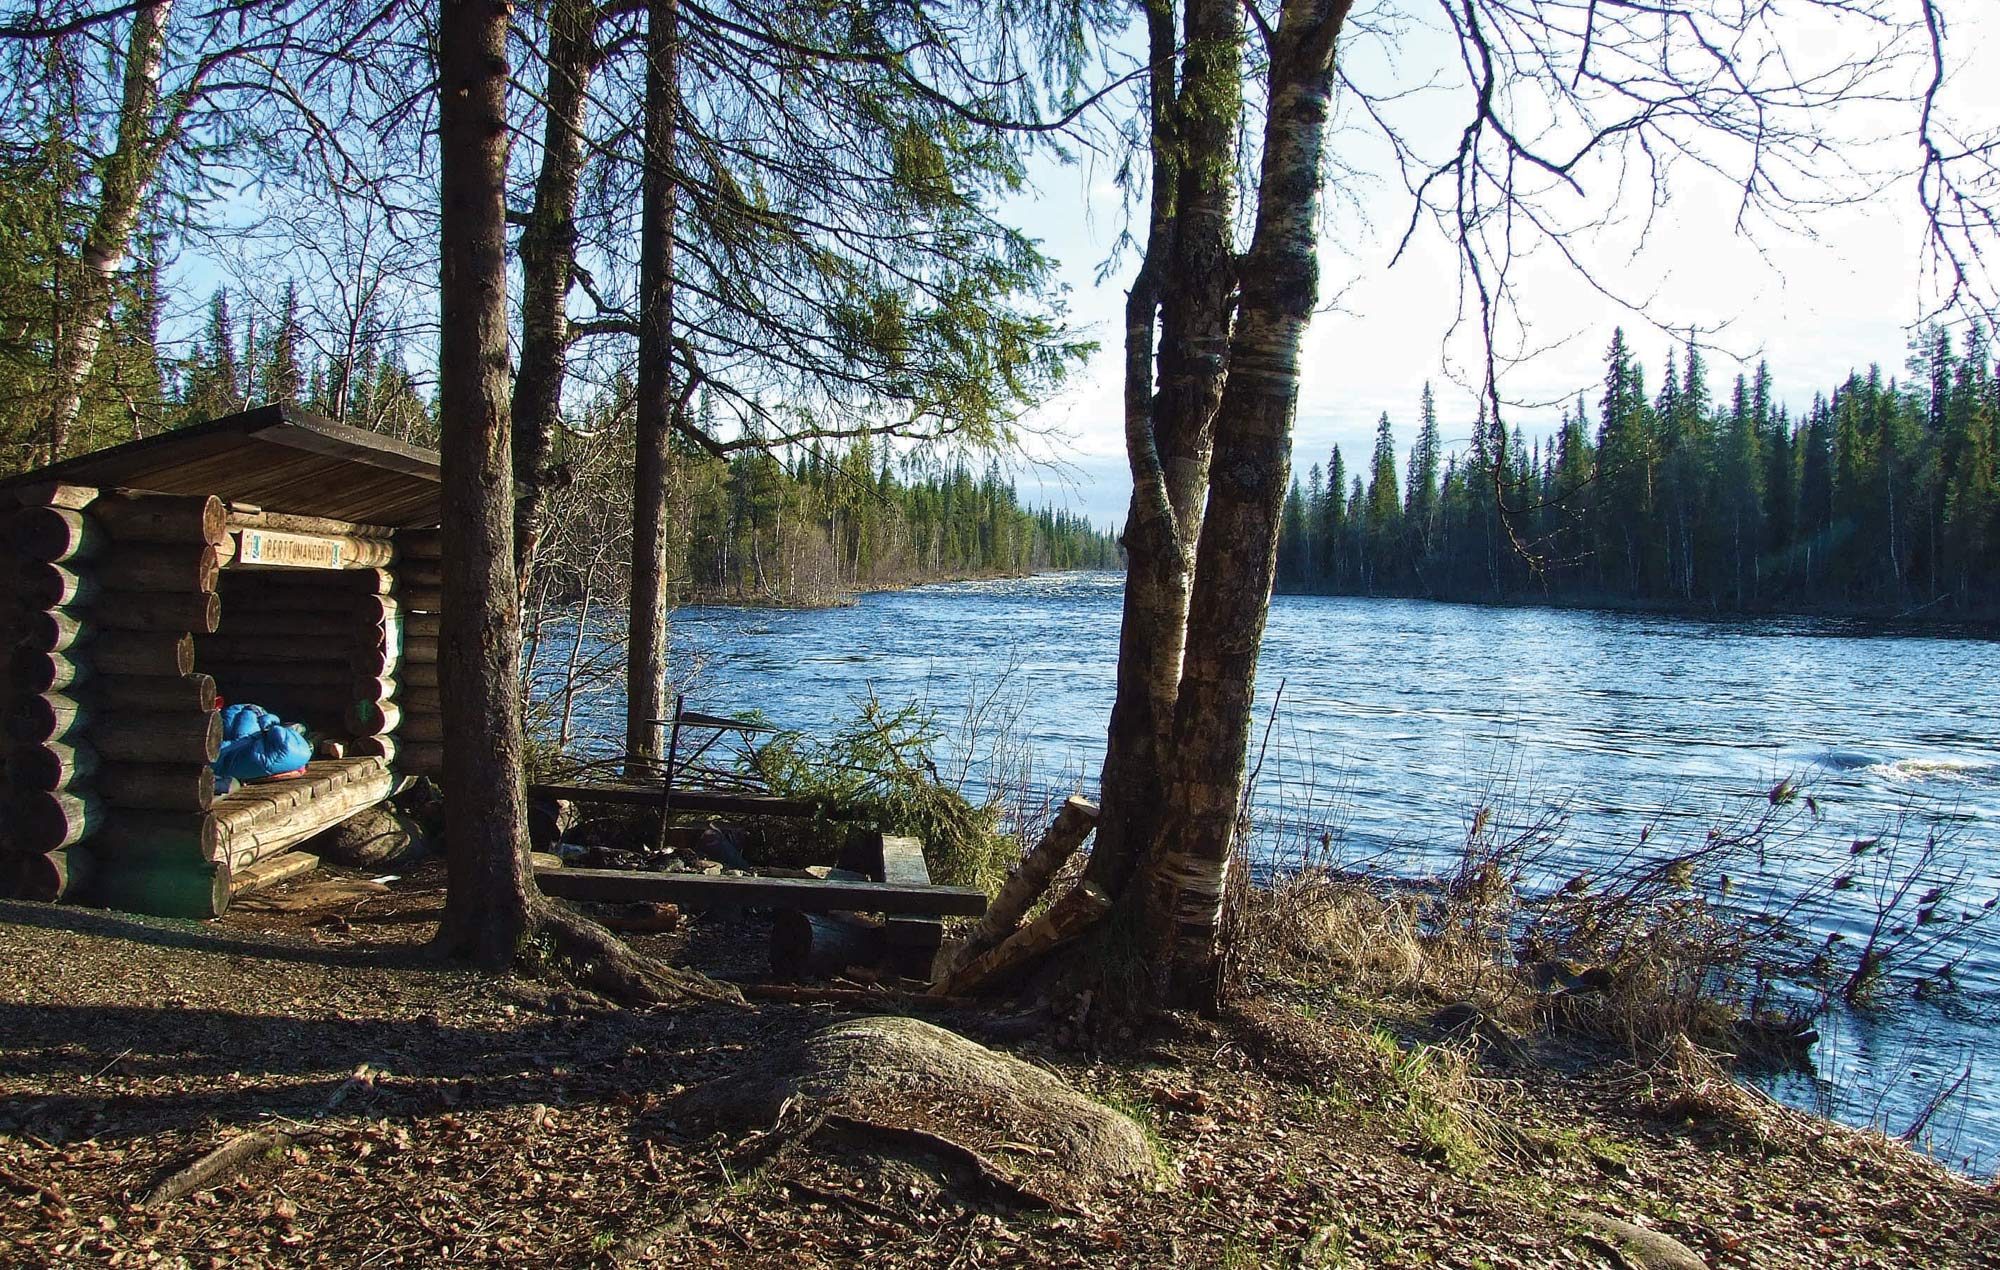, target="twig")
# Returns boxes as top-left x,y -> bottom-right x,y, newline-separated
87,1048 -> 133,1081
